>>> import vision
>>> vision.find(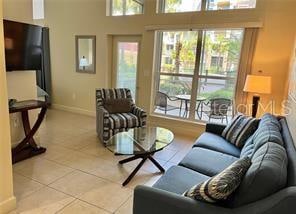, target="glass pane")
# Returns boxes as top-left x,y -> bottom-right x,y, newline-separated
154,75 -> 192,118
160,31 -> 198,75
197,78 -> 236,99
106,127 -> 174,155
206,0 -> 256,10
200,29 -> 244,78
126,0 -> 143,15
164,0 -> 202,13
112,0 -> 123,16
117,42 -> 138,99
195,78 -> 235,123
